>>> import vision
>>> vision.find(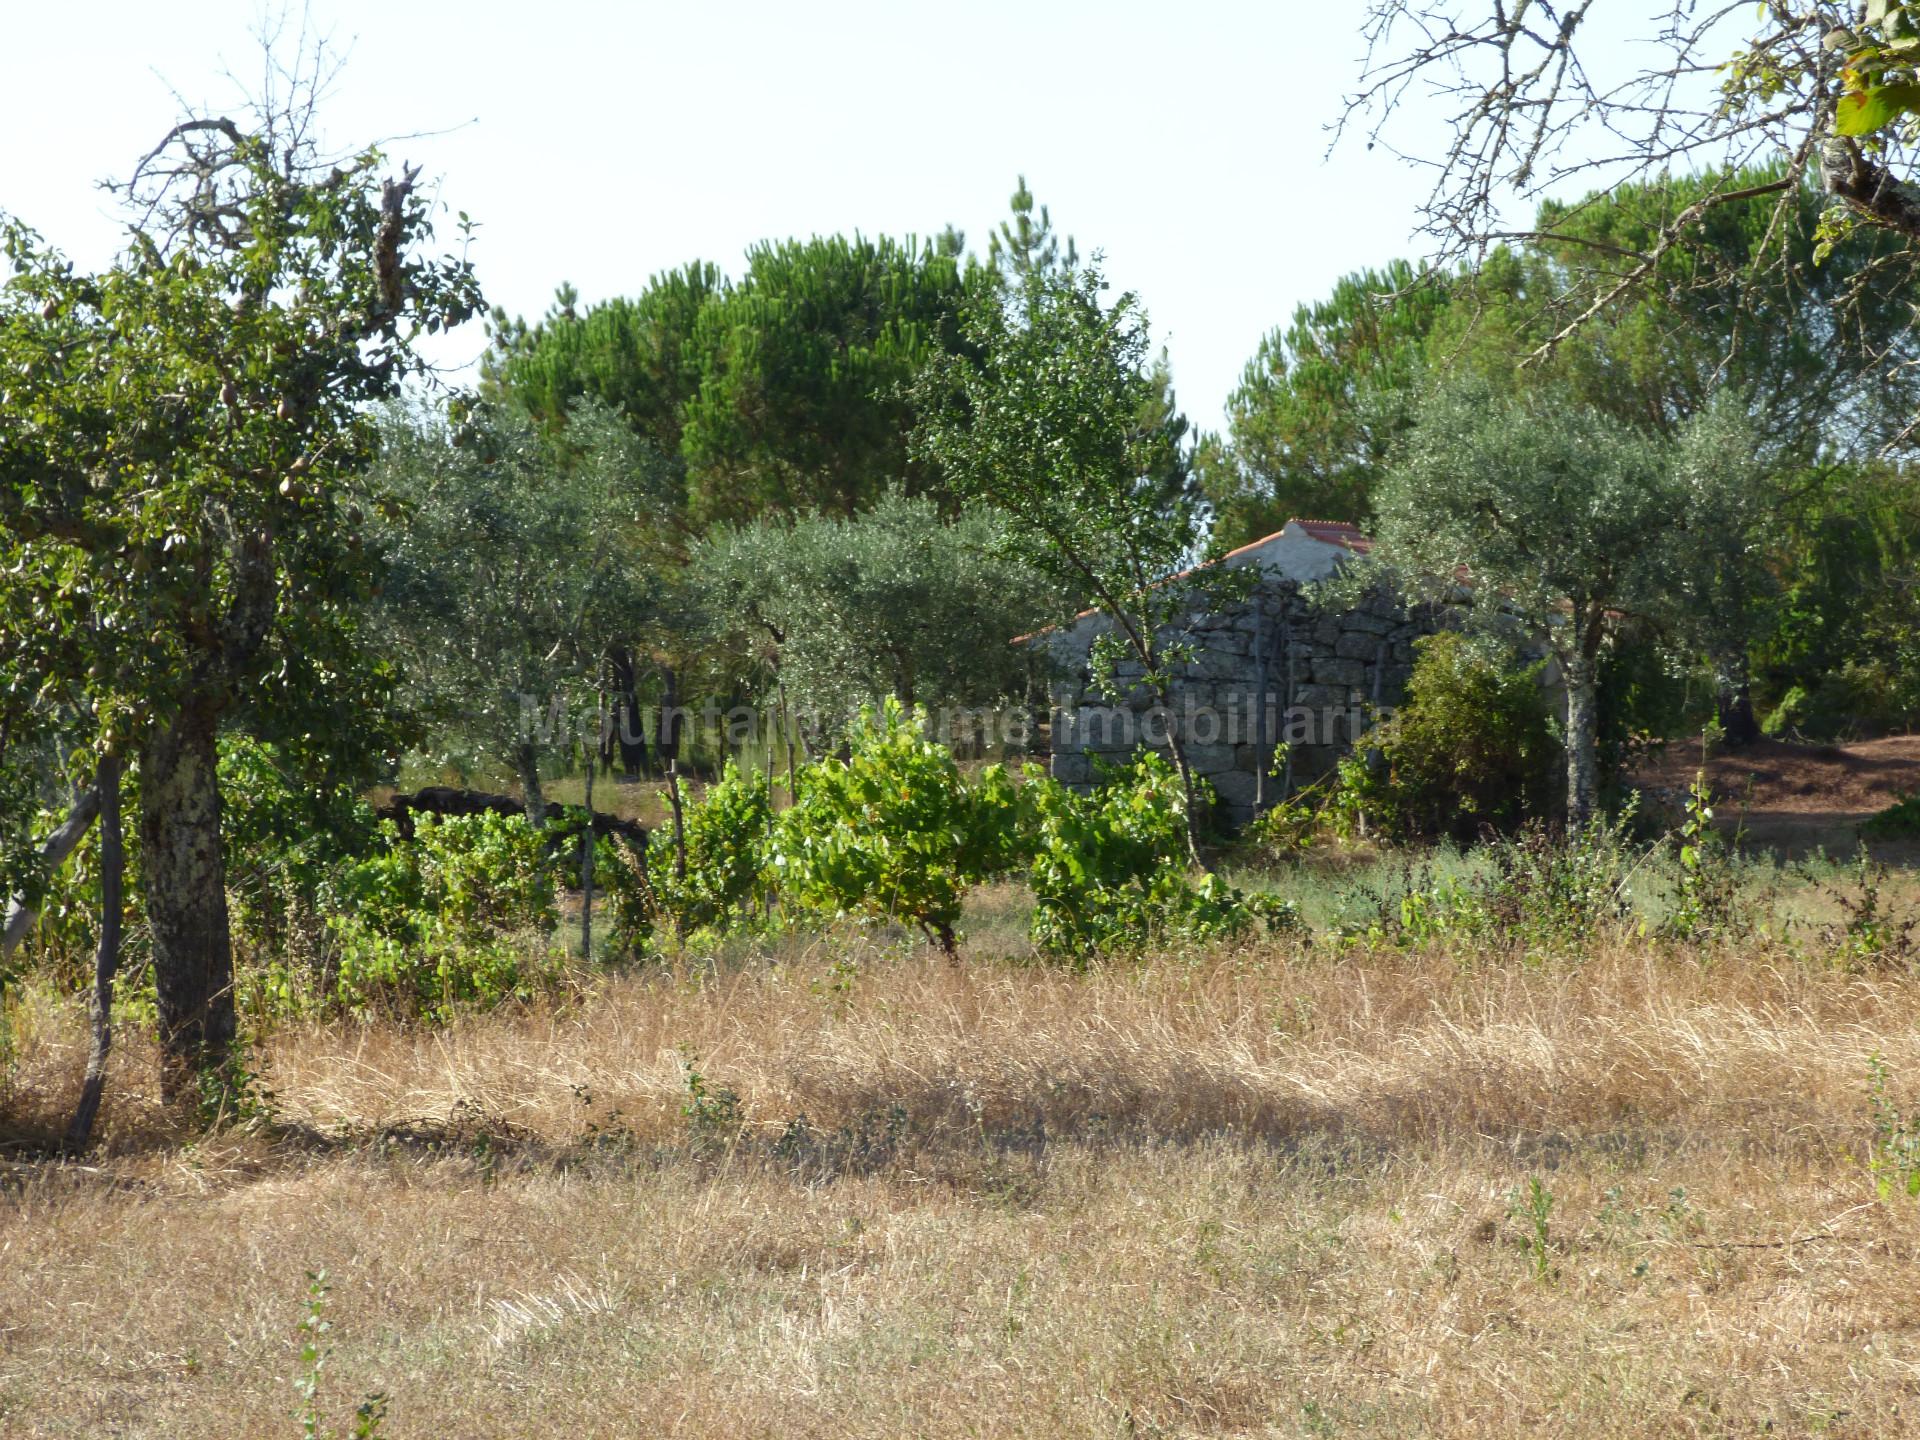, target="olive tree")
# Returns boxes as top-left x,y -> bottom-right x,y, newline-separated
371,400 -> 663,820
692,491 -> 1060,740
1369,382 -> 1769,827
